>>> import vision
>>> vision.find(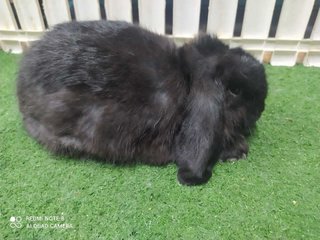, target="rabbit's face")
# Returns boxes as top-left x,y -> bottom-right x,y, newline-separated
224,49 -> 267,135
219,49 -> 267,160
180,44 -> 267,137
179,40 -> 267,163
